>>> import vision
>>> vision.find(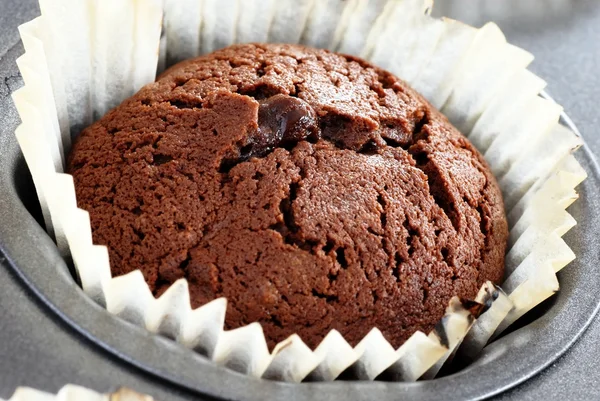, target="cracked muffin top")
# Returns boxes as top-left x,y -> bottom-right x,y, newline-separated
68,43 -> 508,350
